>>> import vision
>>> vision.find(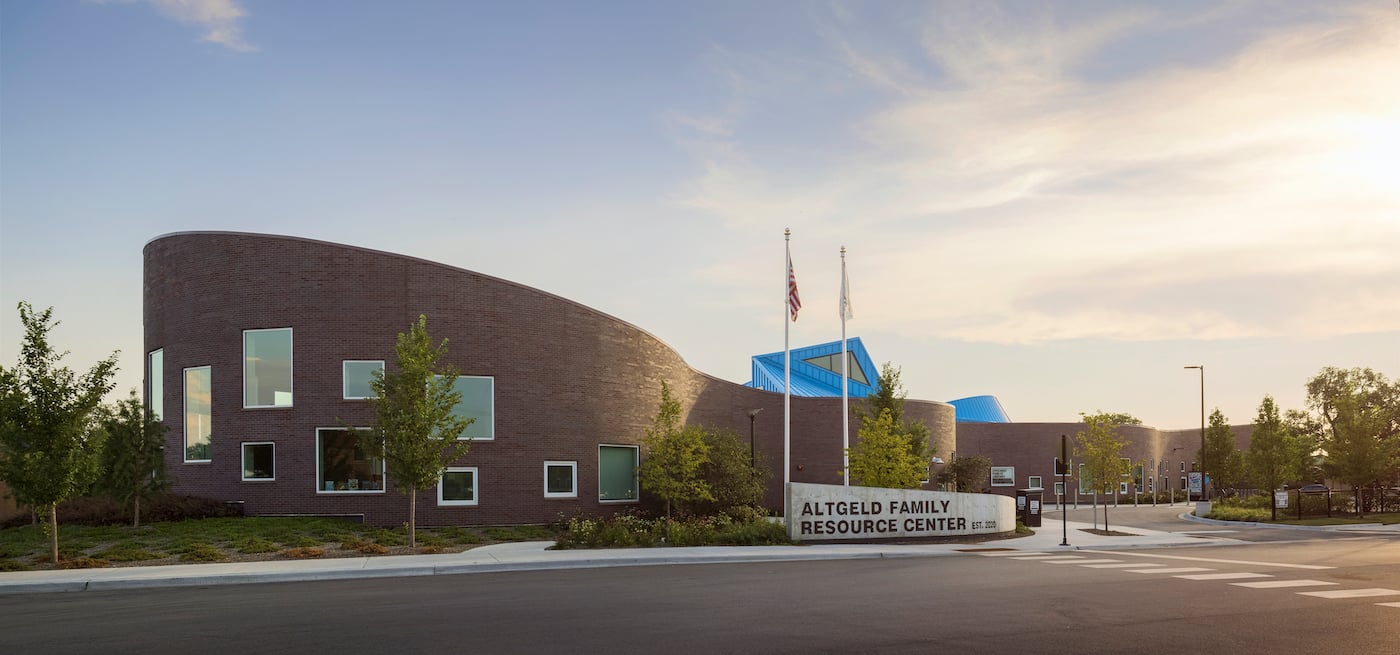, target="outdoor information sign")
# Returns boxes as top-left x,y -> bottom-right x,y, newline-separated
1188,472 -> 1203,494
1275,491 -> 1289,509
